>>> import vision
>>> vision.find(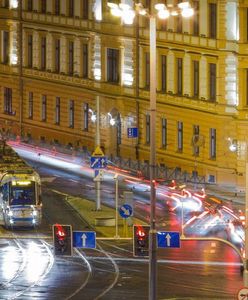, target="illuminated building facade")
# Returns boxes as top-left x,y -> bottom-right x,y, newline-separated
0,0 -> 247,187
